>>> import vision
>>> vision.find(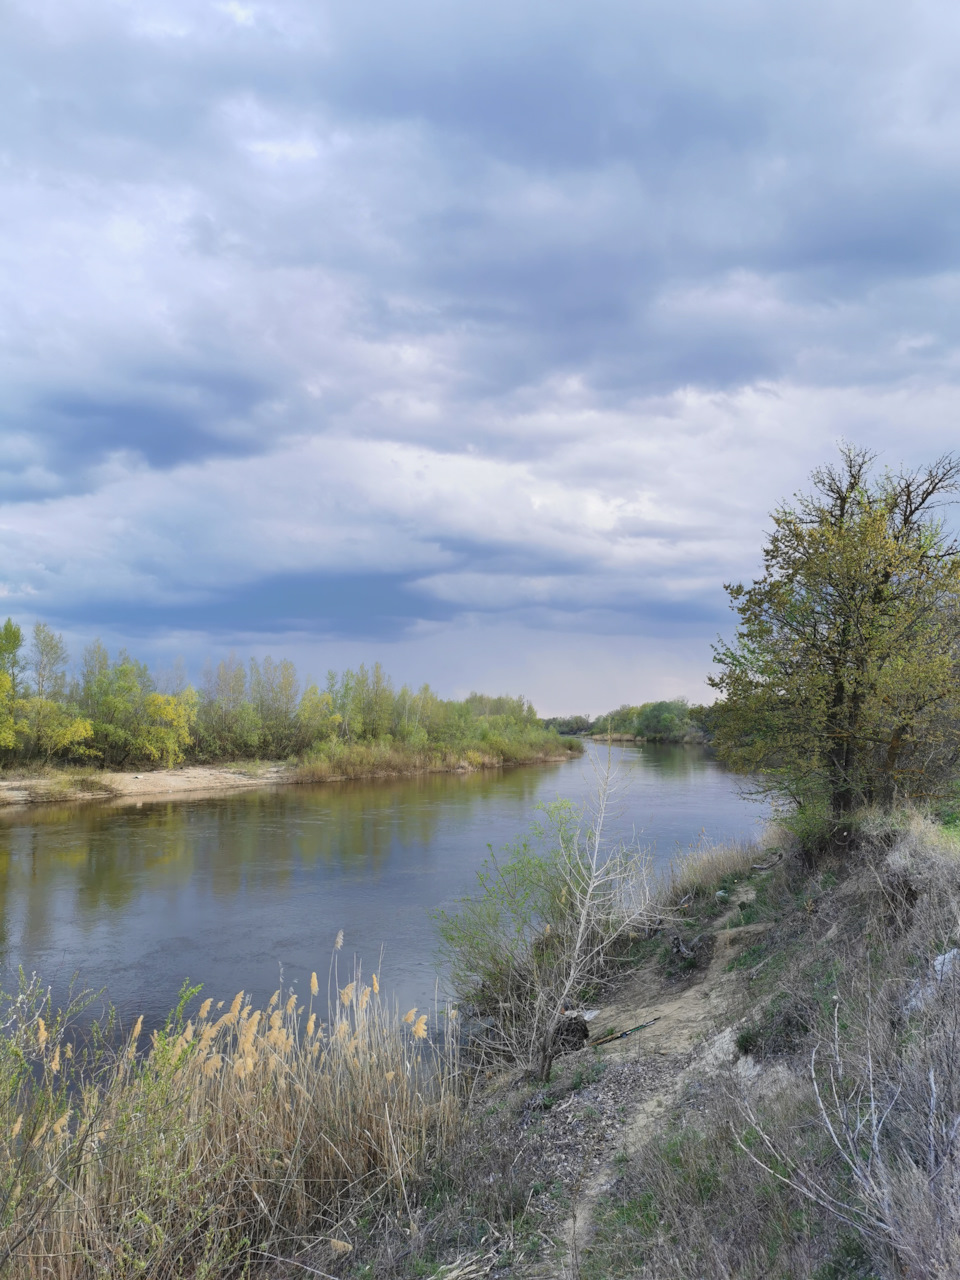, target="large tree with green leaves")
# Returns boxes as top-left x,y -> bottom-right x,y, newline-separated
710,446 -> 960,819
